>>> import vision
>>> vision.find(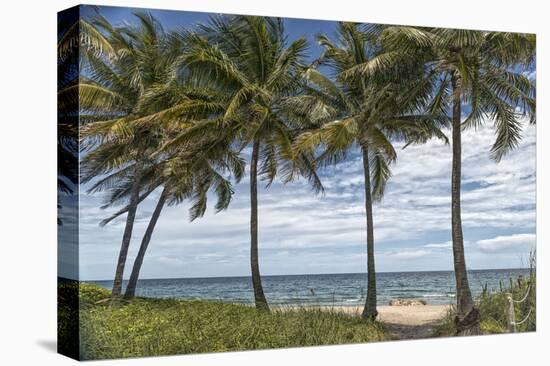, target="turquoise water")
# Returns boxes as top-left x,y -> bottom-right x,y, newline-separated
91,268 -> 531,306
